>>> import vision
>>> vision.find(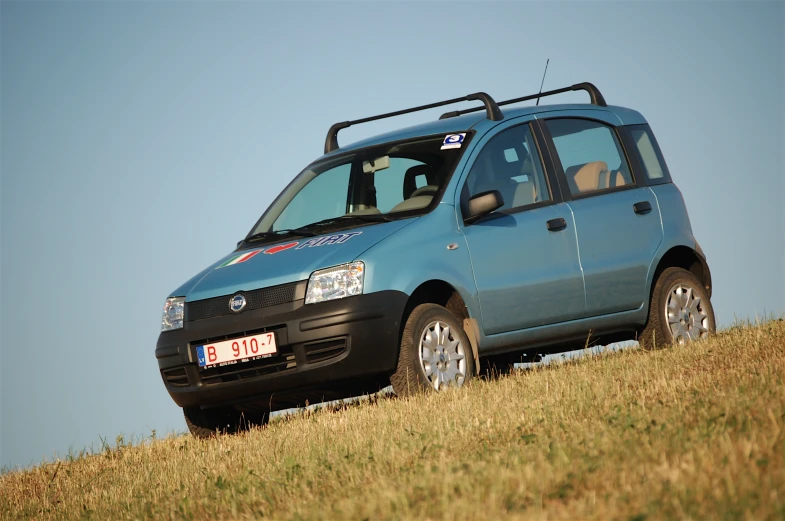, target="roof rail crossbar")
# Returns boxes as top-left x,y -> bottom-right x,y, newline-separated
324,92 -> 503,154
439,82 -> 607,120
